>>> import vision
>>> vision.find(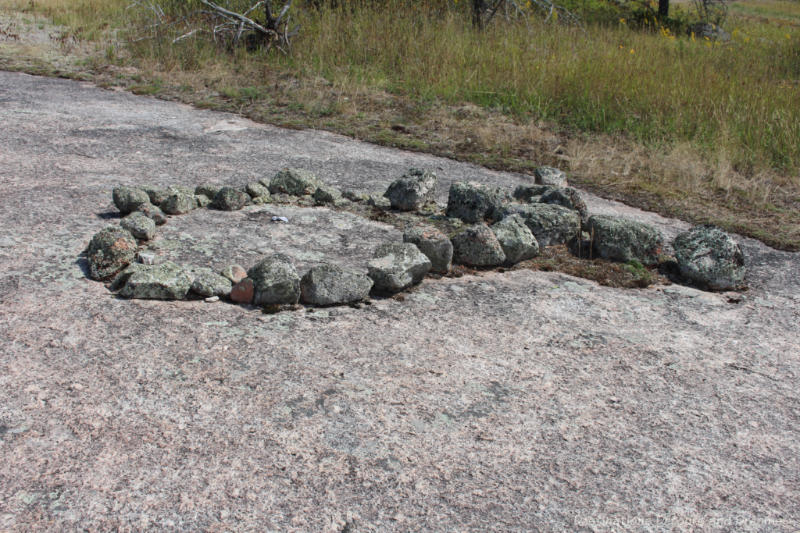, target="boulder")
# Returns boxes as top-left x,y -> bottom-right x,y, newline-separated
342,190 -> 369,203
247,253 -> 301,305
268,168 -> 321,196
513,184 -> 556,203
212,187 -> 250,211
120,212 -> 156,241
367,195 -> 391,209
403,225 -> 453,274
142,186 -> 169,206
161,191 -> 196,215
112,187 -> 151,215
187,266 -> 233,298
586,215 -> 664,266
195,185 -> 222,199
451,223 -> 507,267
246,182 -> 270,200
503,203 -> 580,247
194,194 -> 211,208
534,166 -> 568,188
300,264 -> 373,306
108,262 -> 145,291
313,184 -> 343,205
230,278 -> 254,304
368,243 -> 431,294
86,226 -> 138,280
540,187 -> 589,224
383,168 -> 437,211
220,264 -> 248,284
118,261 -> 192,300
135,204 -> 167,226
491,214 -> 540,264
446,181 -> 509,223
673,225 -> 746,290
